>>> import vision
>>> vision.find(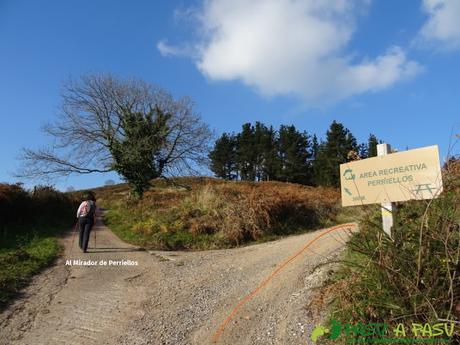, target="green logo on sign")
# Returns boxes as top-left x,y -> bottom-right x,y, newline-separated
343,168 -> 355,181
